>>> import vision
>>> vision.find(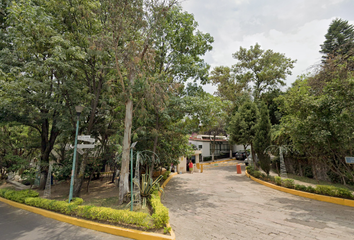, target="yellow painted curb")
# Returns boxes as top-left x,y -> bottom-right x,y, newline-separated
202,159 -> 234,166
245,170 -> 354,208
0,172 -> 179,240
158,172 -> 177,240
0,196 -> 174,240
